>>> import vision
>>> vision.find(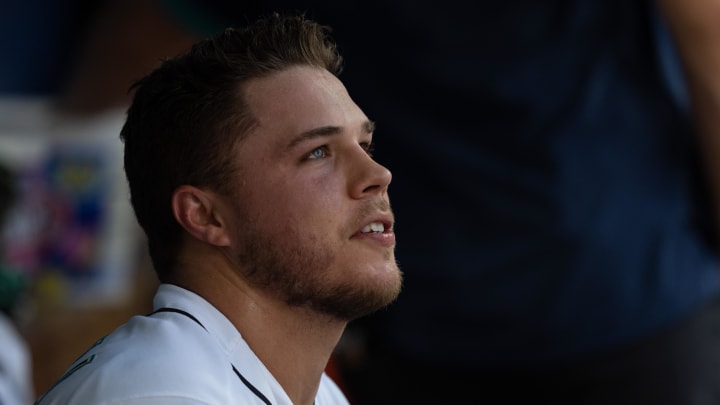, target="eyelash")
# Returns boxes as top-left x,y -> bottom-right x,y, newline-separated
306,146 -> 329,160
304,142 -> 375,161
